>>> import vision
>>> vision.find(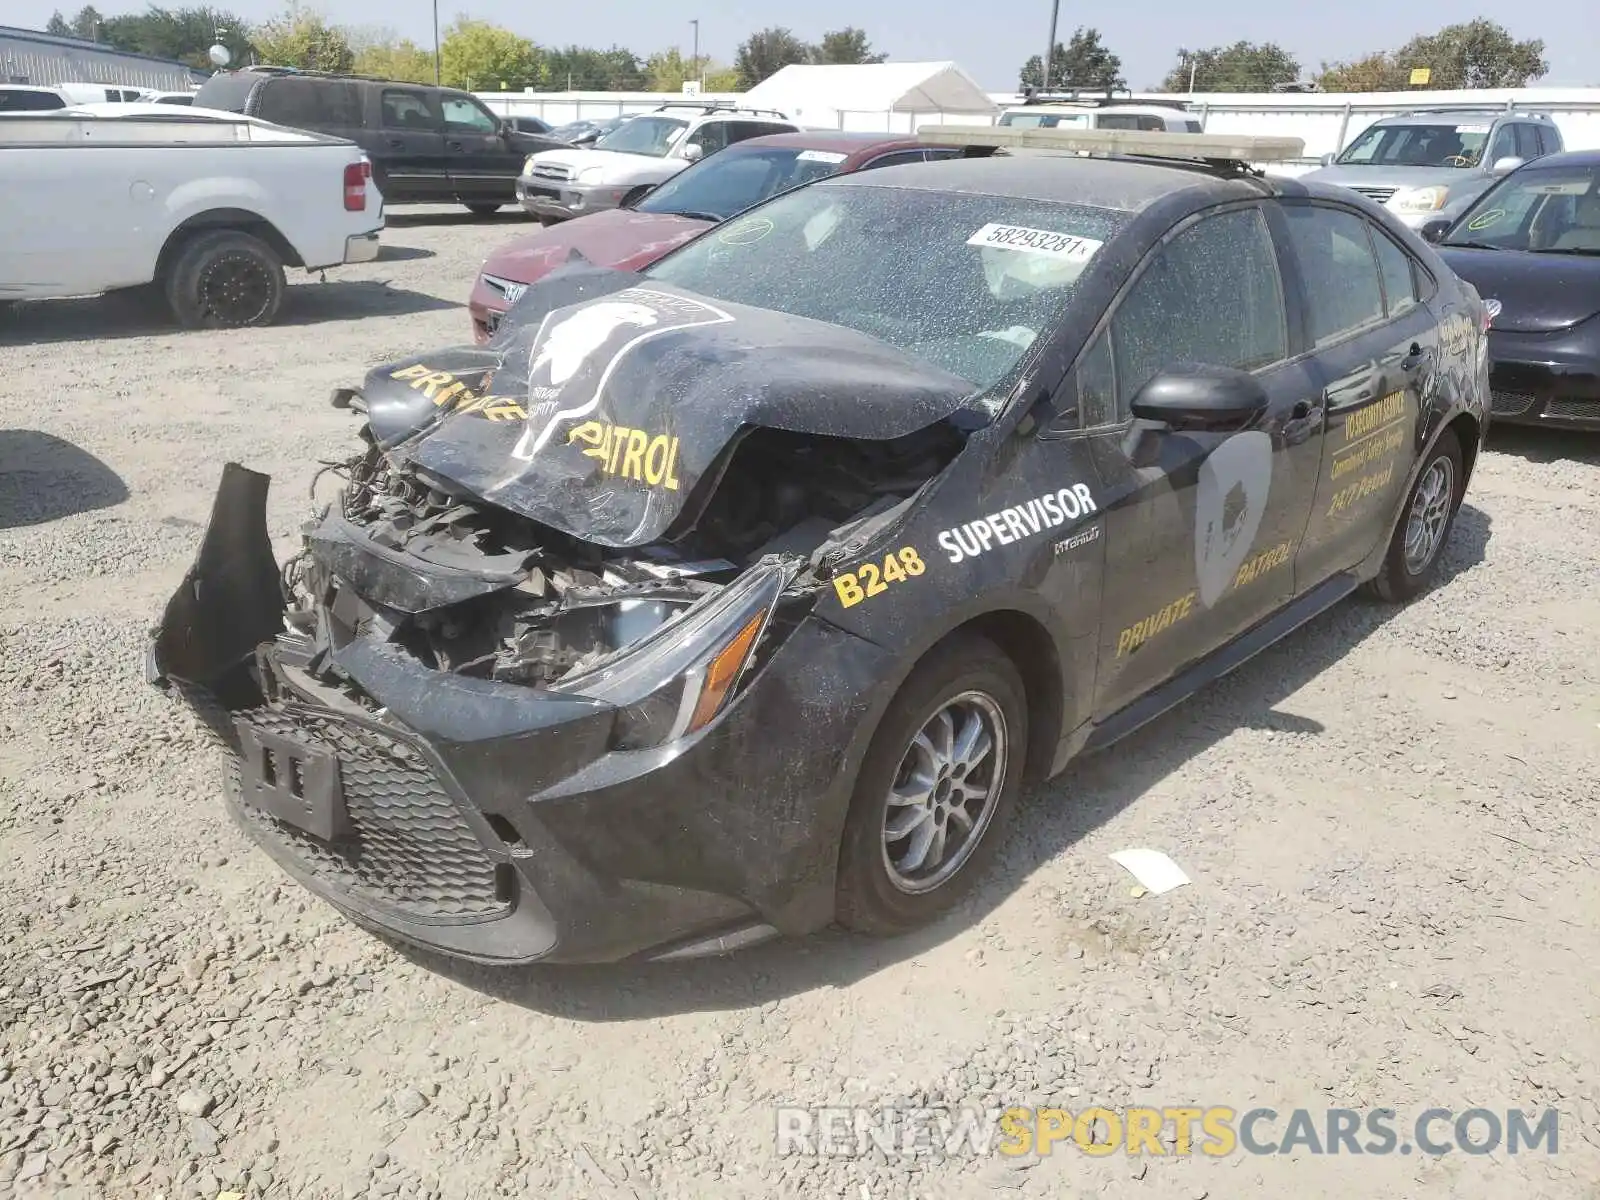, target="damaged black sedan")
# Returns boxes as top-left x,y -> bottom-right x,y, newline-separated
149,128 -> 1490,965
